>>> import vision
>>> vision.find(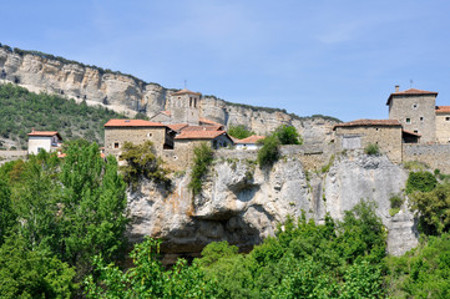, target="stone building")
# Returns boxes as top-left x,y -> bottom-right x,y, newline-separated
387,87 -> 438,143
333,119 -> 404,163
150,88 -> 202,125
435,106 -> 450,143
104,119 -> 175,158
235,135 -> 265,150
27,130 -> 62,155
